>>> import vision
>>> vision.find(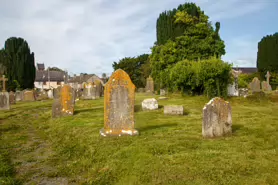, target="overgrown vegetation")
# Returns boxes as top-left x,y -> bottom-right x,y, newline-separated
1,95 -> 278,184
